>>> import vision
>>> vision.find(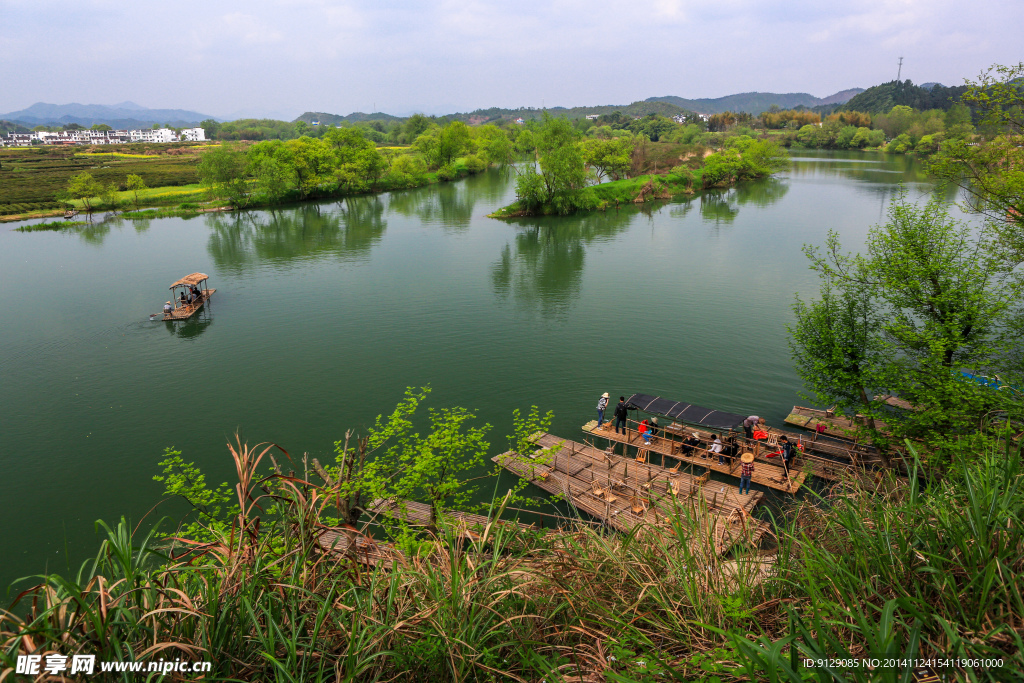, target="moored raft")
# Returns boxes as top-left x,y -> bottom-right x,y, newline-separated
493,434 -> 770,555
